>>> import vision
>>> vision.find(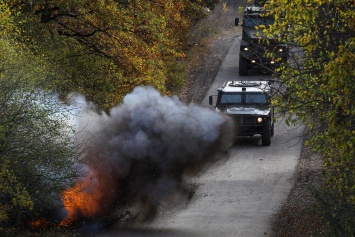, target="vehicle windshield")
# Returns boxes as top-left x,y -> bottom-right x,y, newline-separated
245,93 -> 268,104
220,92 -> 268,105
243,16 -> 274,28
220,94 -> 242,104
